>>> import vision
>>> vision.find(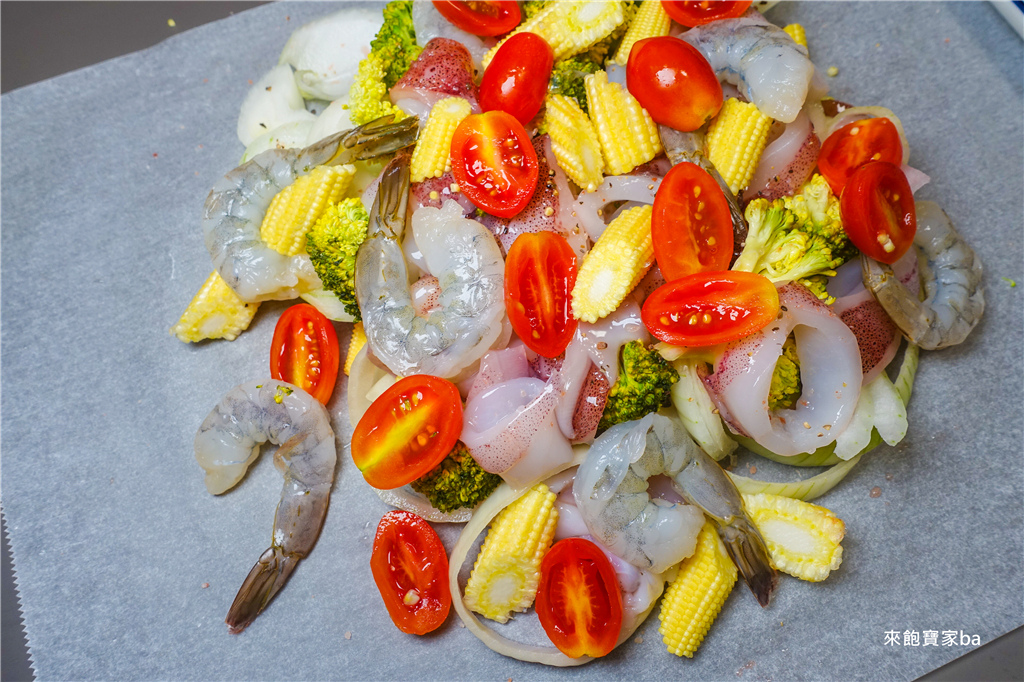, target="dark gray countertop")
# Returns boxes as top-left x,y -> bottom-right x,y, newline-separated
1,2 -> 1020,681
